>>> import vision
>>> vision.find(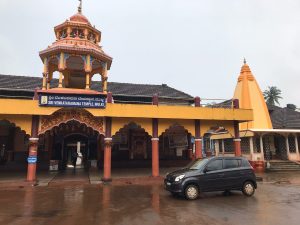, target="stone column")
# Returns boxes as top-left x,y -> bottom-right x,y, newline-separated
102,117 -> 112,182
295,135 -> 299,156
152,118 -> 159,177
286,135 -> 290,159
233,121 -> 241,156
259,135 -> 265,161
26,115 -> 39,182
249,137 -> 254,160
